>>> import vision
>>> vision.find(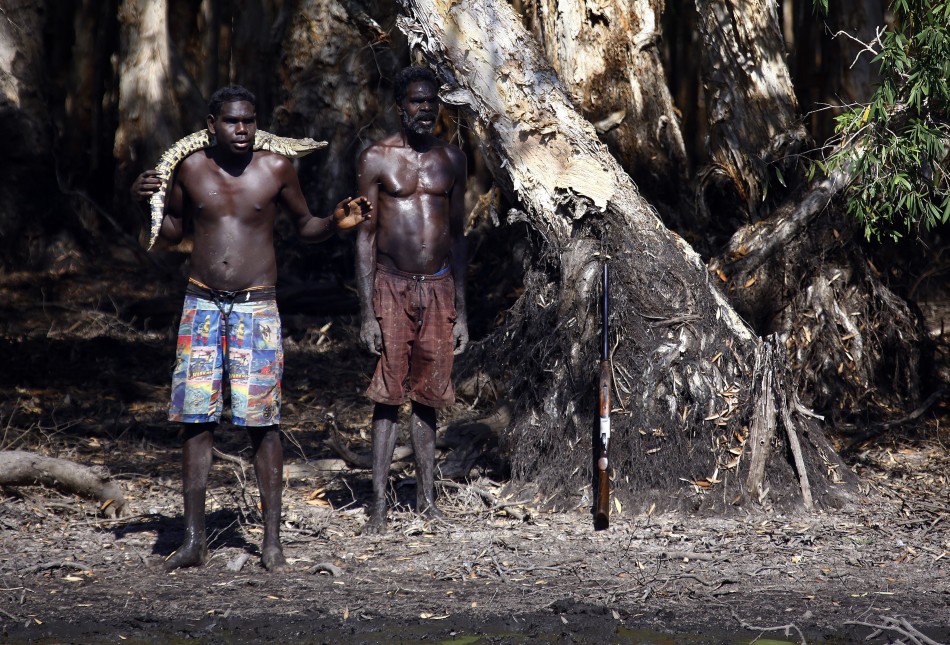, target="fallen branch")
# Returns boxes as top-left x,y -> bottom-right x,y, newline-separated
844,617 -> 943,645
0,450 -> 126,517
730,608 -> 807,645
709,164 -> 851,280
324,414 -> 412,470
213,447 -> 352,480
